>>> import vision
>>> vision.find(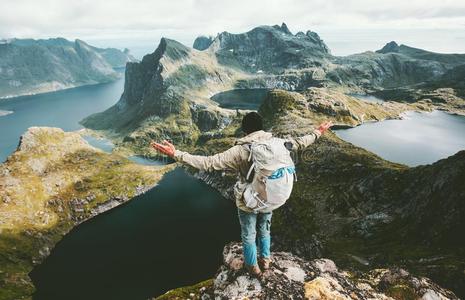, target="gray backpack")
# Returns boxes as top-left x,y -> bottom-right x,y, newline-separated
242,137 -> 296,212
